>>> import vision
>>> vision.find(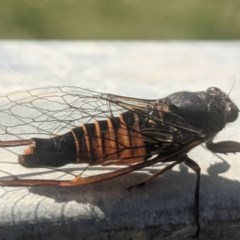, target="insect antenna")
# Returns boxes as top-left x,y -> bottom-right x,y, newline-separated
227,78 -> 235,96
